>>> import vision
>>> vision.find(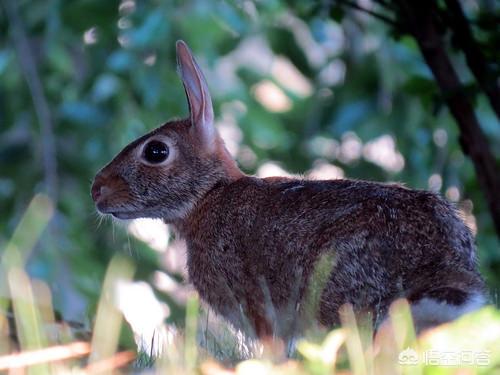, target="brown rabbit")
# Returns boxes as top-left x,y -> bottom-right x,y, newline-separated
92,40 -> 486,339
